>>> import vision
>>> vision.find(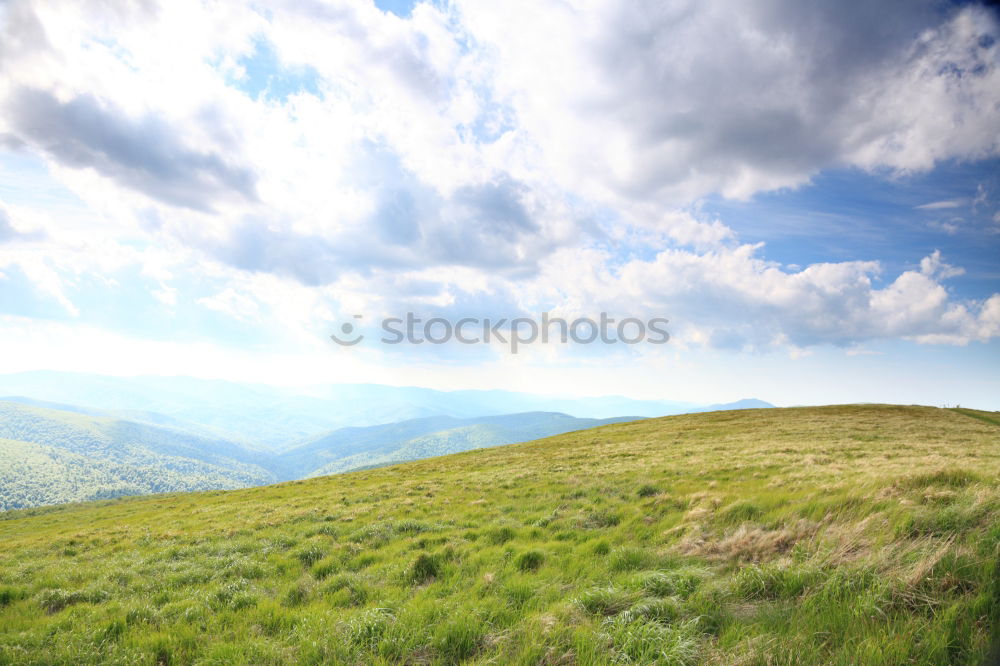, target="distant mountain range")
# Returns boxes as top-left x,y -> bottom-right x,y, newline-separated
687,398 -> 774,413
0,371 -> 771,449
0,400 -> 649,509
0,371 -> 773,509
279,412 -> 641,479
